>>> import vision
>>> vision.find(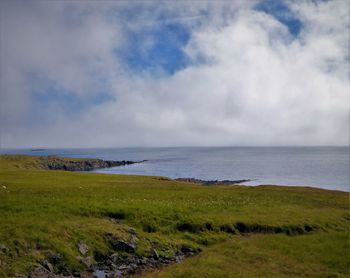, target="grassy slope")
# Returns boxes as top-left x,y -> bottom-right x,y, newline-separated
146,233 -> 350,278
0,155 -> 349,277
